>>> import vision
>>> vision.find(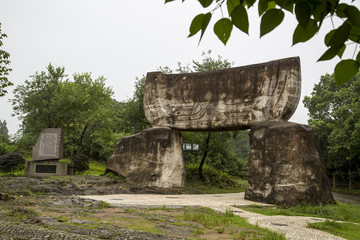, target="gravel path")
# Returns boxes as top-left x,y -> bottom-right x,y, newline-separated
81,193 -> 345,240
